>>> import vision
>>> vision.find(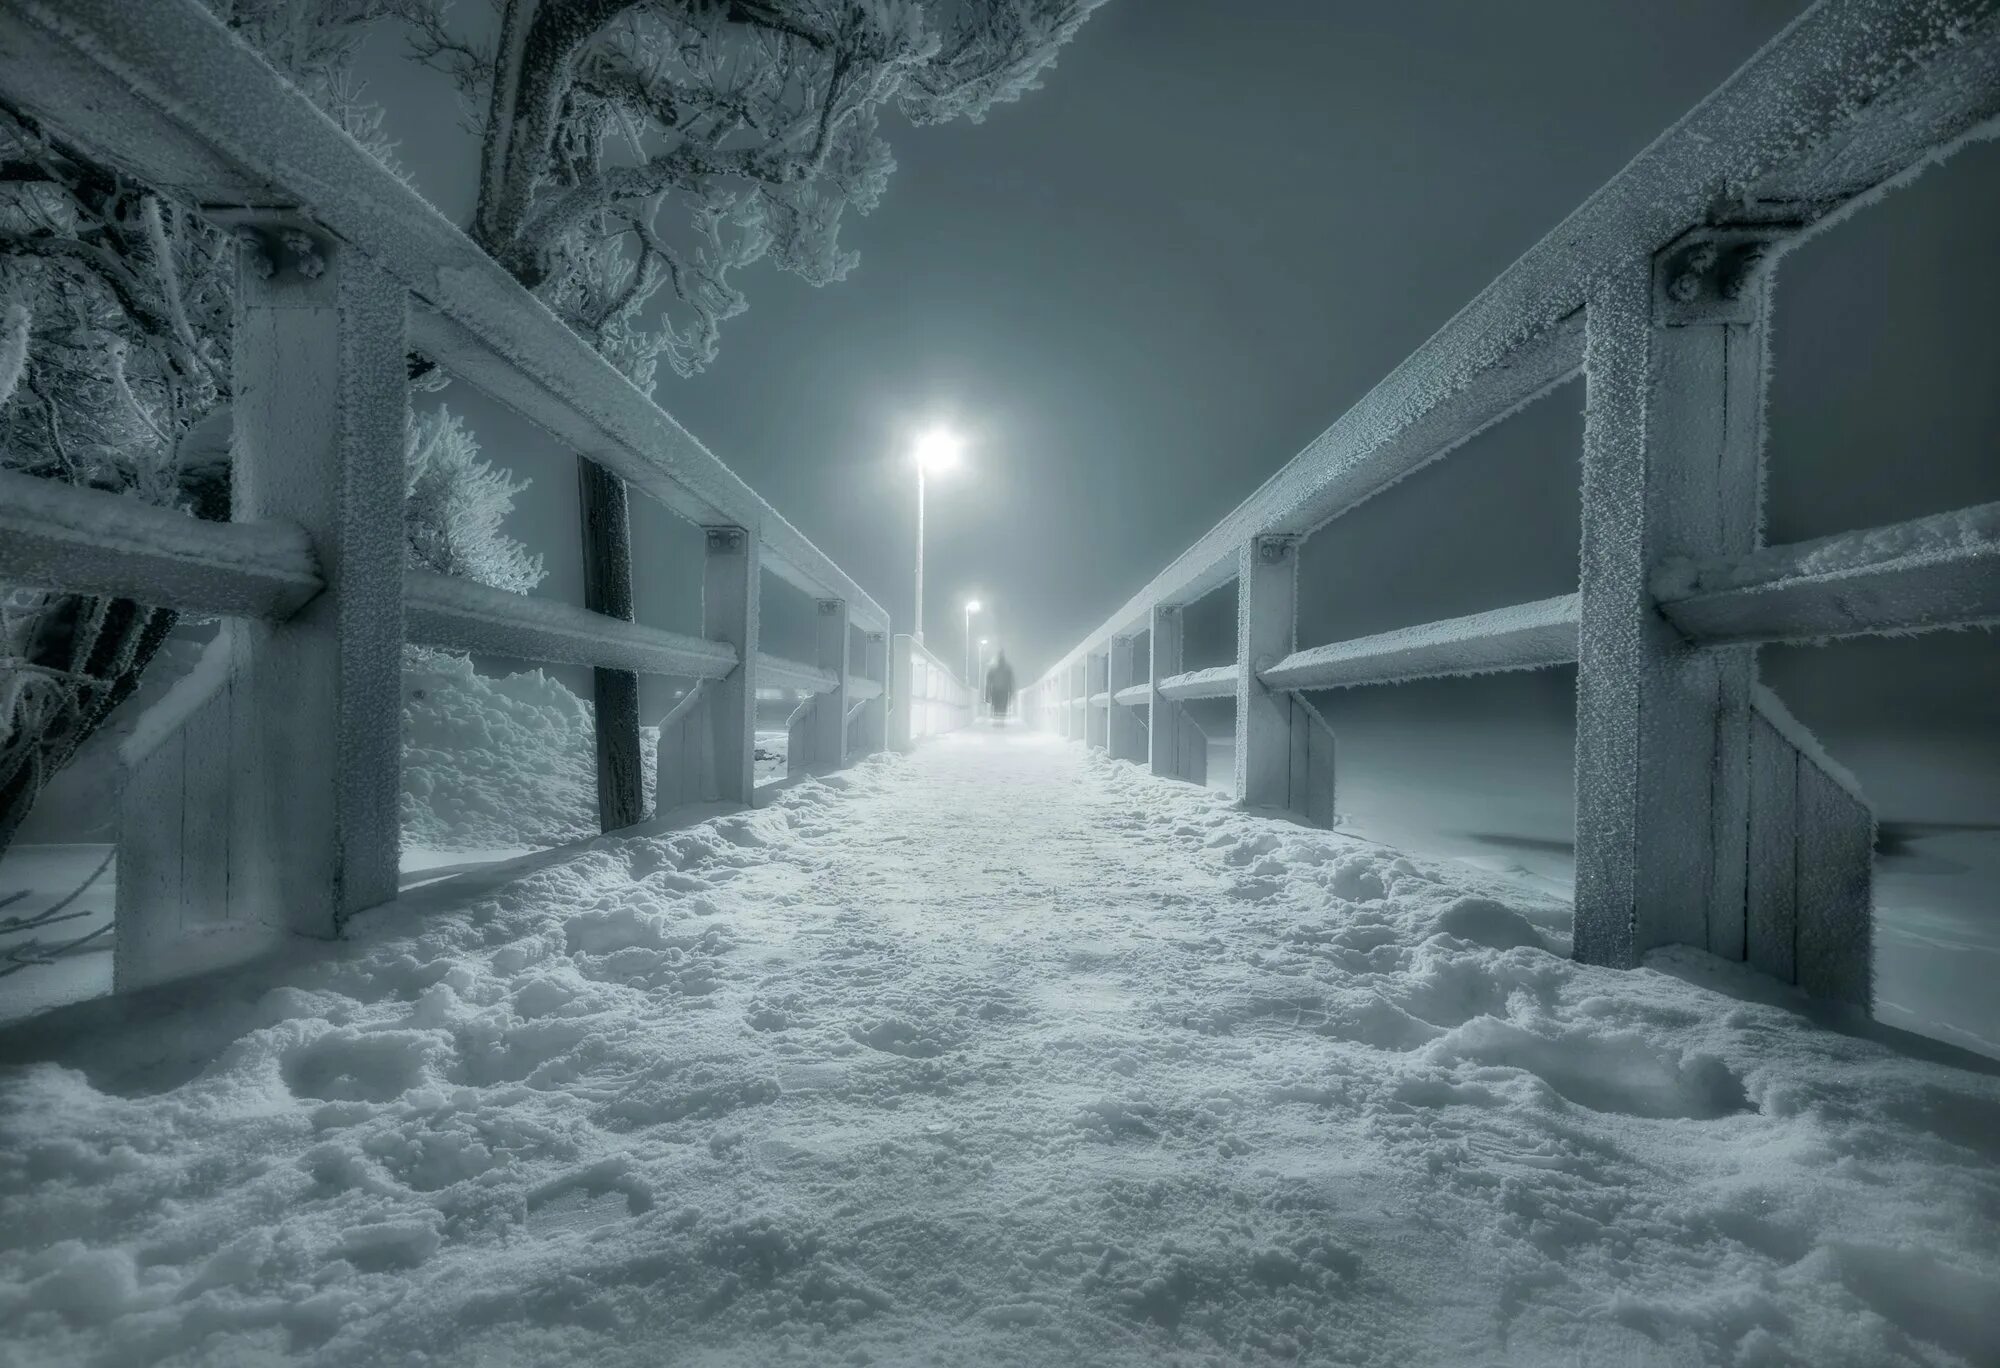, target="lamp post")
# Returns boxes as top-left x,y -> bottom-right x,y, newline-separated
963,598 -> 982,687
911,428 -> 962,645
977,638 -> 991,716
